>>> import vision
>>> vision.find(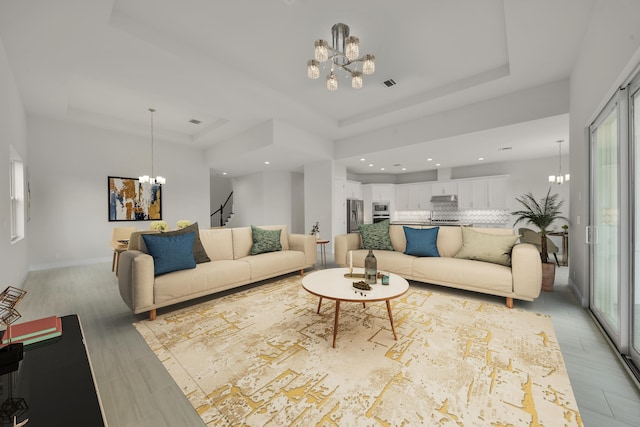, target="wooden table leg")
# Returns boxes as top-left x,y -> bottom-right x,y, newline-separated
333,300 -> 341,348
317,297 -> 323,314
386,299 -> 398,340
